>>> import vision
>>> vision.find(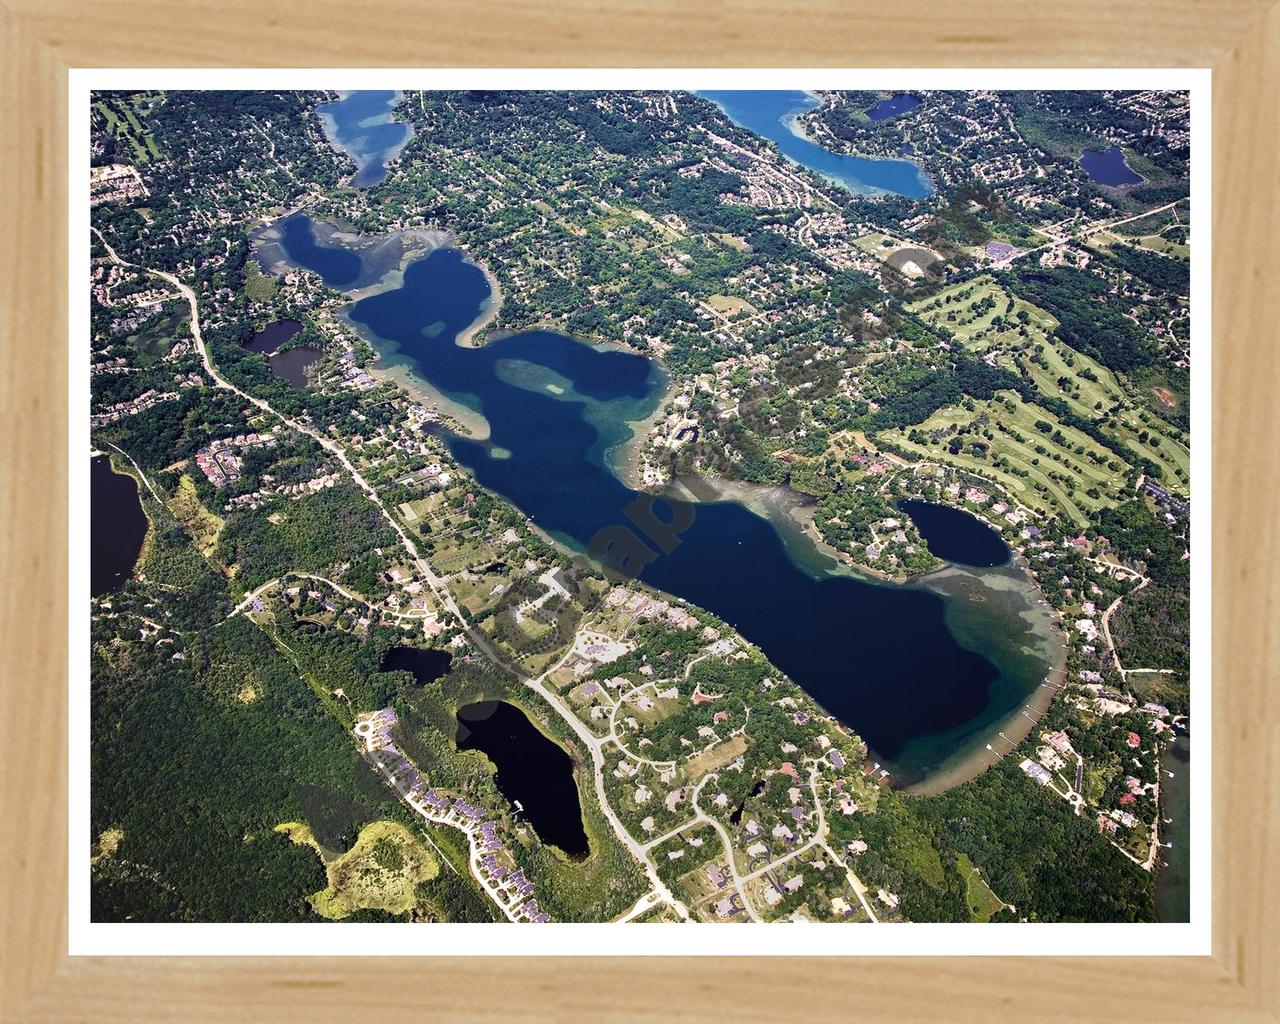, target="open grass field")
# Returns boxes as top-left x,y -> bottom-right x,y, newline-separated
276,819 -> 439,920
168,473 -> 224,558
851,231 -> 906,255
1089,228 -> 1191,263
449,568 -> 511,615
704,294 -> 757,315
712,232 -> 751,252
244,263 -> 278,302
623,685 -> 683,728
883,389 -> 1131,526
957,852 -> 1007,922
684,732 -> 750,781
427,533 -> 497,574
630,207 -> 686,242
